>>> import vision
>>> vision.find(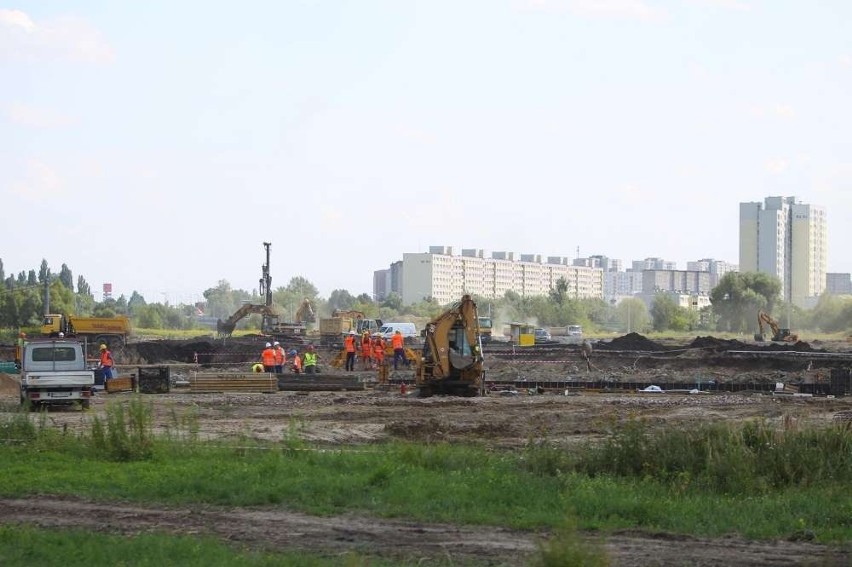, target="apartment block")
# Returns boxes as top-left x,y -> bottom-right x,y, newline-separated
826,273 -> 852,295
739,196 -> 827,306
397,247 -> 604,306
